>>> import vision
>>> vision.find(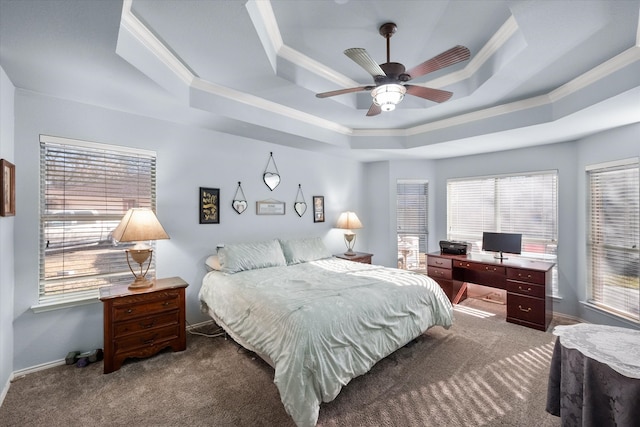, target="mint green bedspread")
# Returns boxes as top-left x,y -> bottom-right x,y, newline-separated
199,258 -> 453,426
